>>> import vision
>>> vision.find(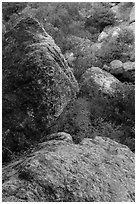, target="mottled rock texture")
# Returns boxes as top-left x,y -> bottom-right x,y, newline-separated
110,60 -> 123,75
80,67 -> 123,97
2,135 -> 135,202
3,17 -> 79,135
